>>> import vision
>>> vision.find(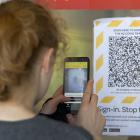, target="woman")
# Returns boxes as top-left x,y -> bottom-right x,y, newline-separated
0,0 -> 105,140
